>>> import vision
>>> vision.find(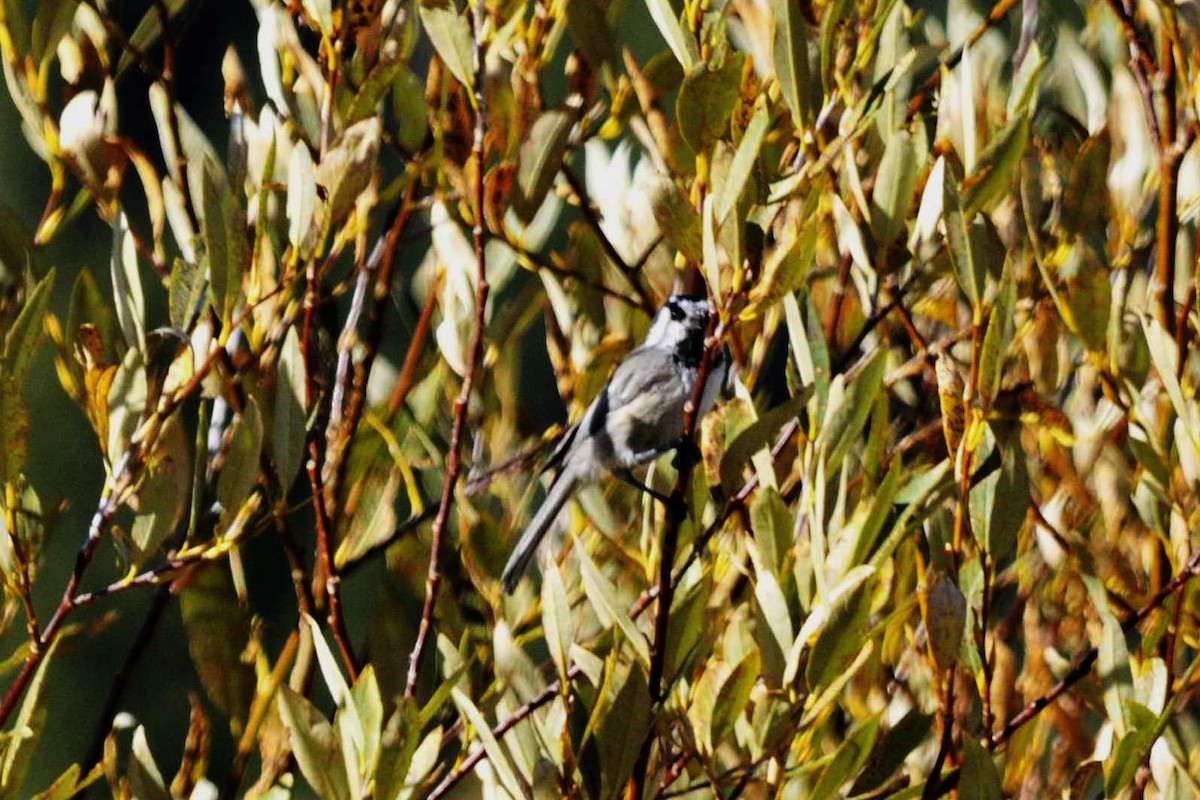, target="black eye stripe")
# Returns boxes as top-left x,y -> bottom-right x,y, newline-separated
667,300 -> 685,321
